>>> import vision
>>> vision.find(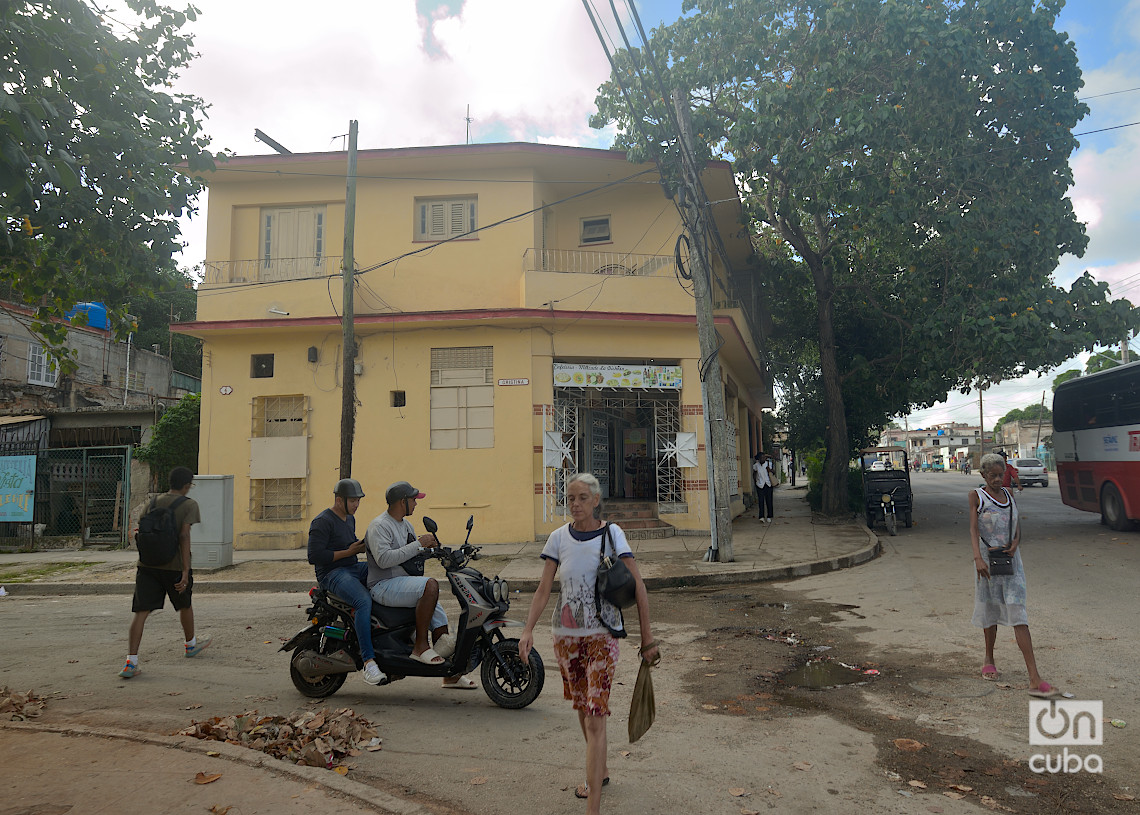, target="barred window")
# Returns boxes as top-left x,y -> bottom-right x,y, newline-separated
252,395 -> 306,438
430,346 -> 493,449
250,478 -> 305,521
